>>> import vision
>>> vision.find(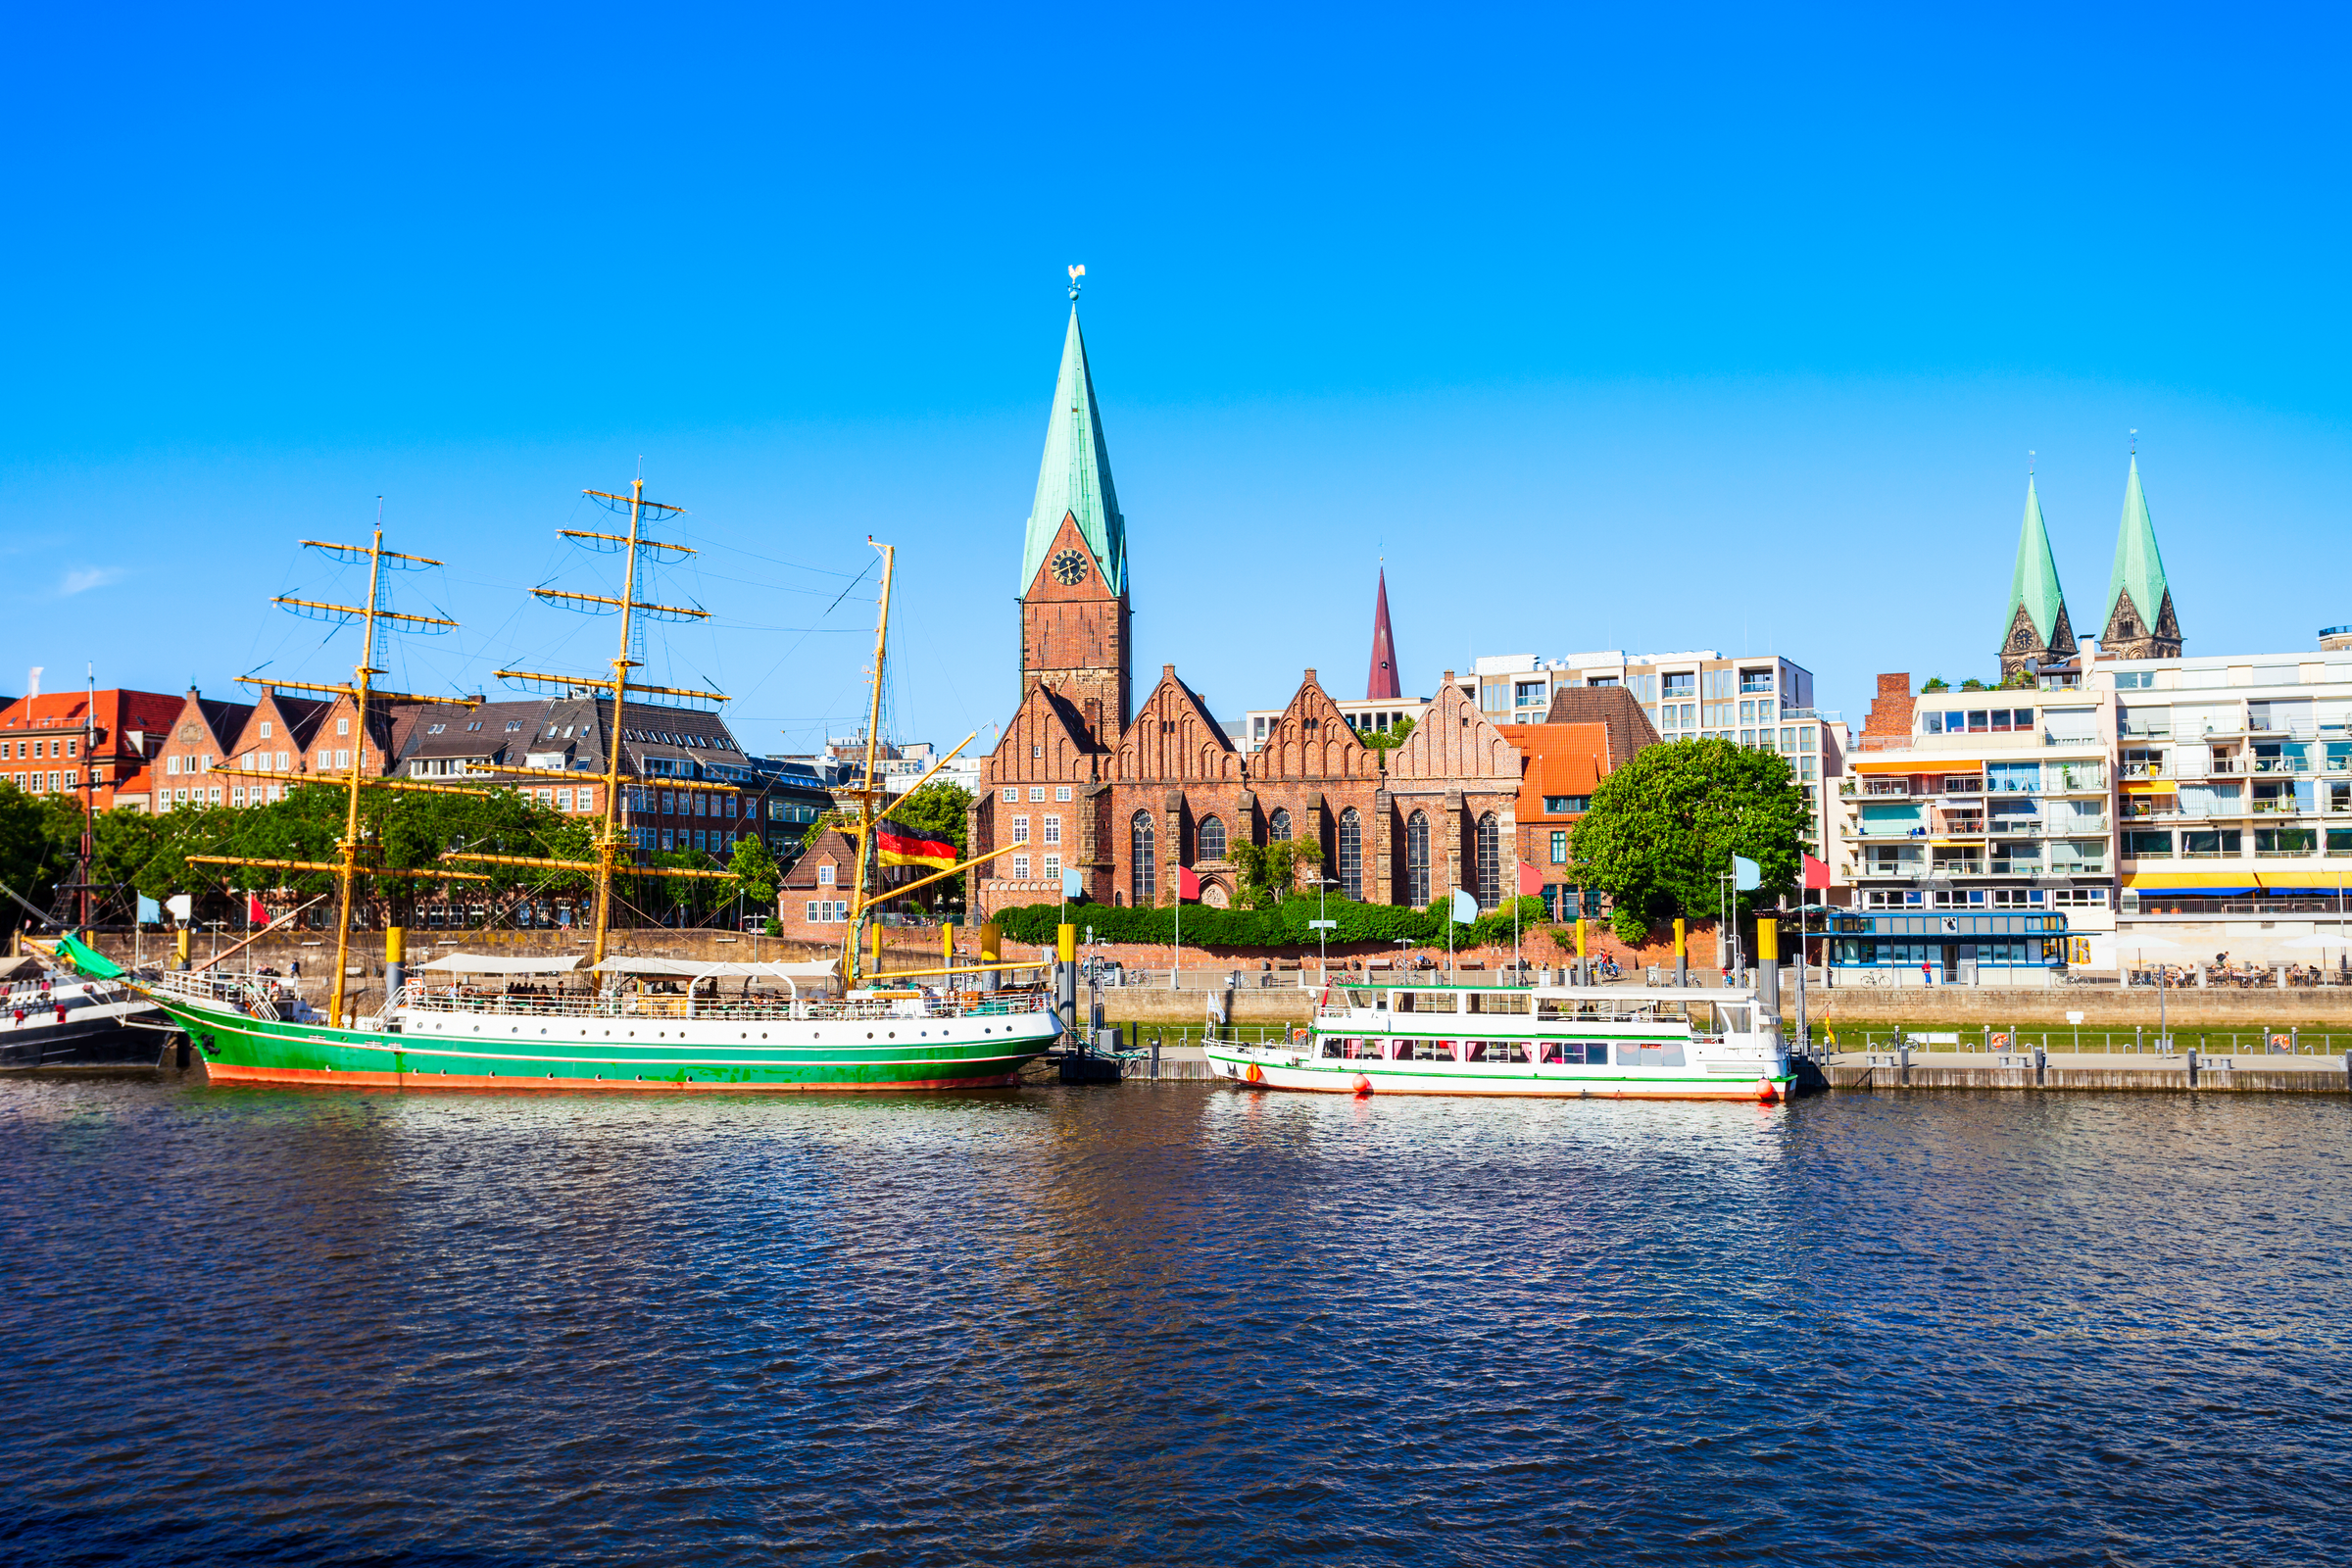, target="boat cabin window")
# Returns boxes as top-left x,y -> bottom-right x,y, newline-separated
1465,1040 -> 1531,1063
1623,1042 -> 1690,1067
1395,991 -> 1456,1013
1542,1042 -> 1610,1065
1397,1039 -> 1452,1061
1320,1037 -> 1347,1057
1464,993 -> 1528,1015
1688,1003 -> 1740,1037
1344,1037 -> 1386,1060
1345,987 -> 1387,1010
